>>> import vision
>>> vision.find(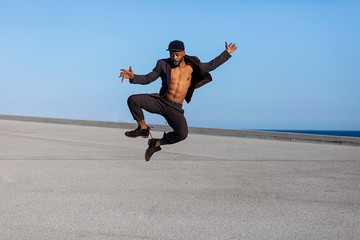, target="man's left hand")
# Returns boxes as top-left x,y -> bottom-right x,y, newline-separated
225,42 -> 237,54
